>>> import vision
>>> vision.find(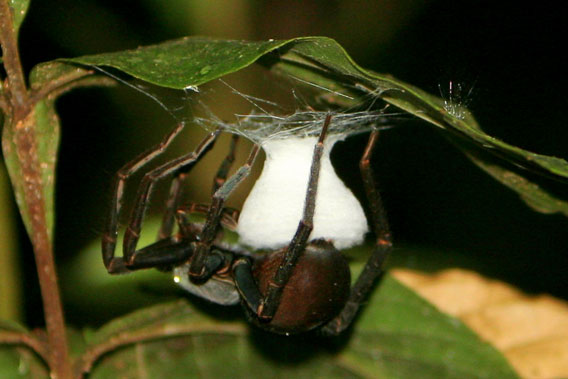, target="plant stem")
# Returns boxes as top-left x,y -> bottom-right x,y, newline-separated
0,0 -> 28,115
0,331 -> 50,364
0,2 -> 72,378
